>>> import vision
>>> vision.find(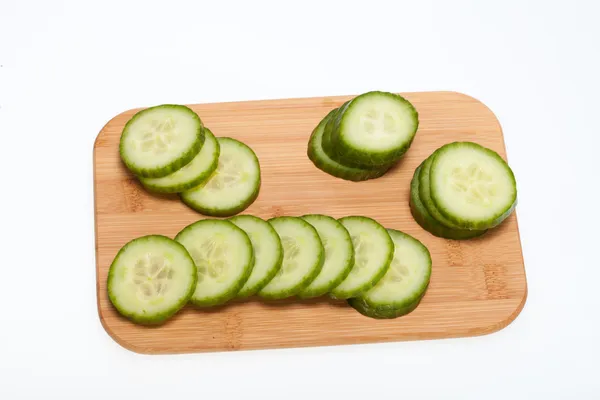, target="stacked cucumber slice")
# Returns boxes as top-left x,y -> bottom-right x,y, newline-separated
107,214 -> 432,325
410,142 -> 517,239
119,104 -> 261,217
308,91 -> 419,181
